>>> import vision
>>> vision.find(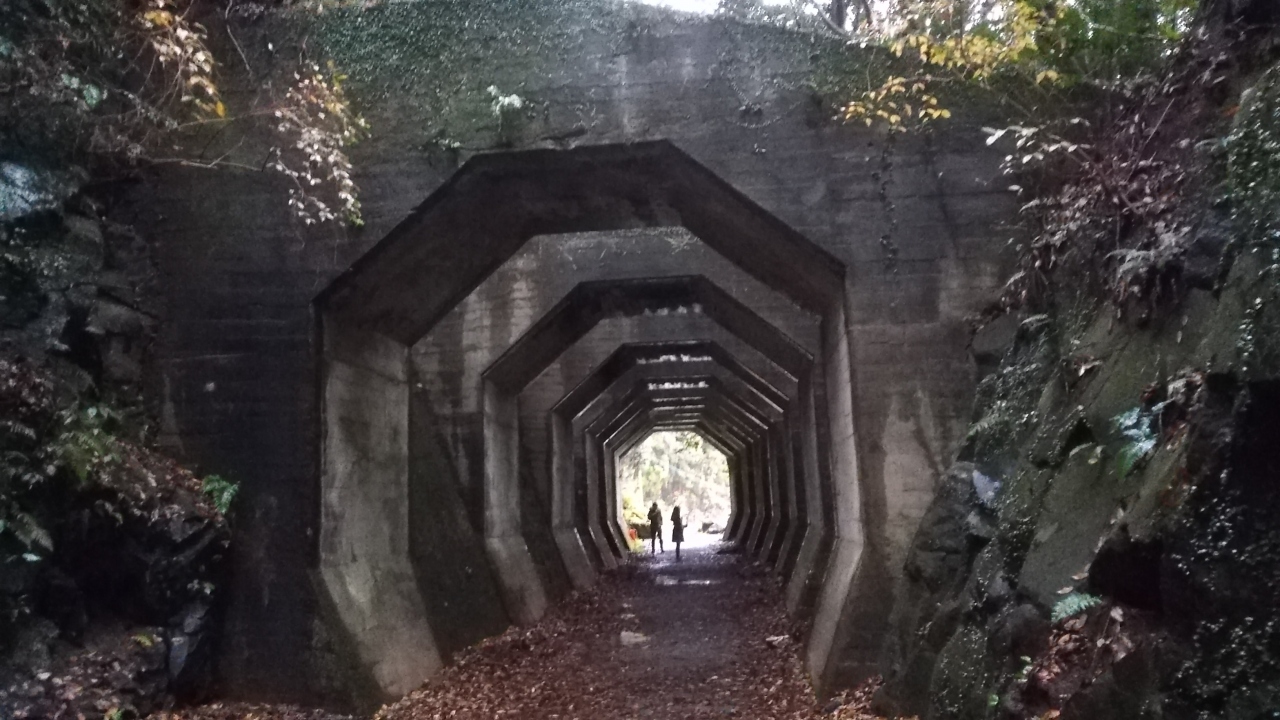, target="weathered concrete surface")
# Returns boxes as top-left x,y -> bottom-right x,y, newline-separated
319,321 -> 442,699
479,274 -> 813,621
122,1 -> 1015,705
